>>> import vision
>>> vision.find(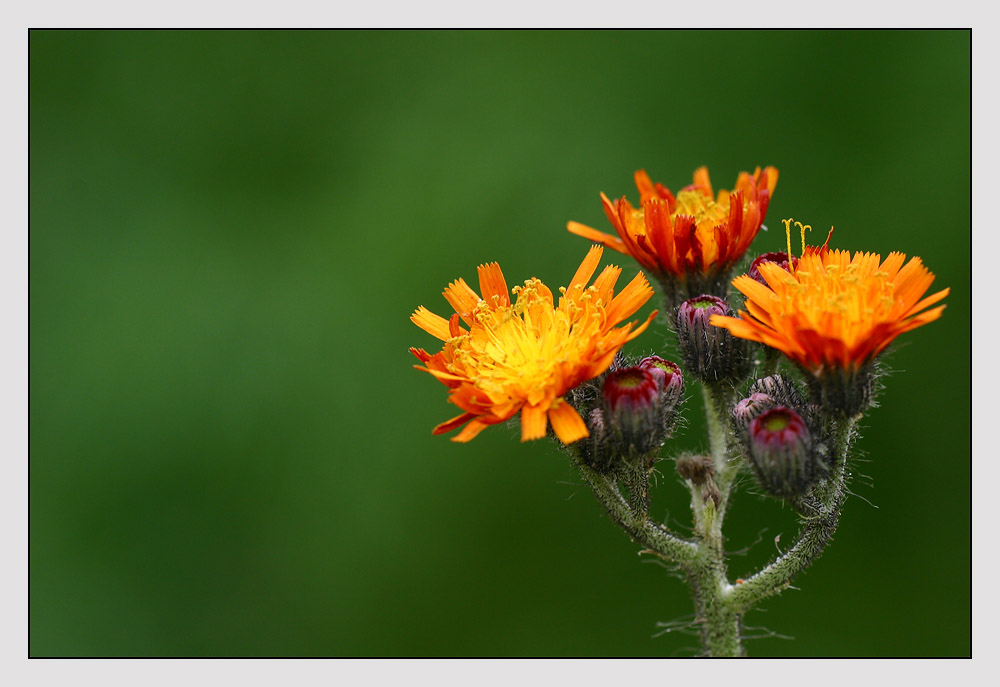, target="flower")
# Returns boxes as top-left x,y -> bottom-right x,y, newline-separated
410,246 -> 657,443
567,166 -> 778,305
710,247 -> 949,375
